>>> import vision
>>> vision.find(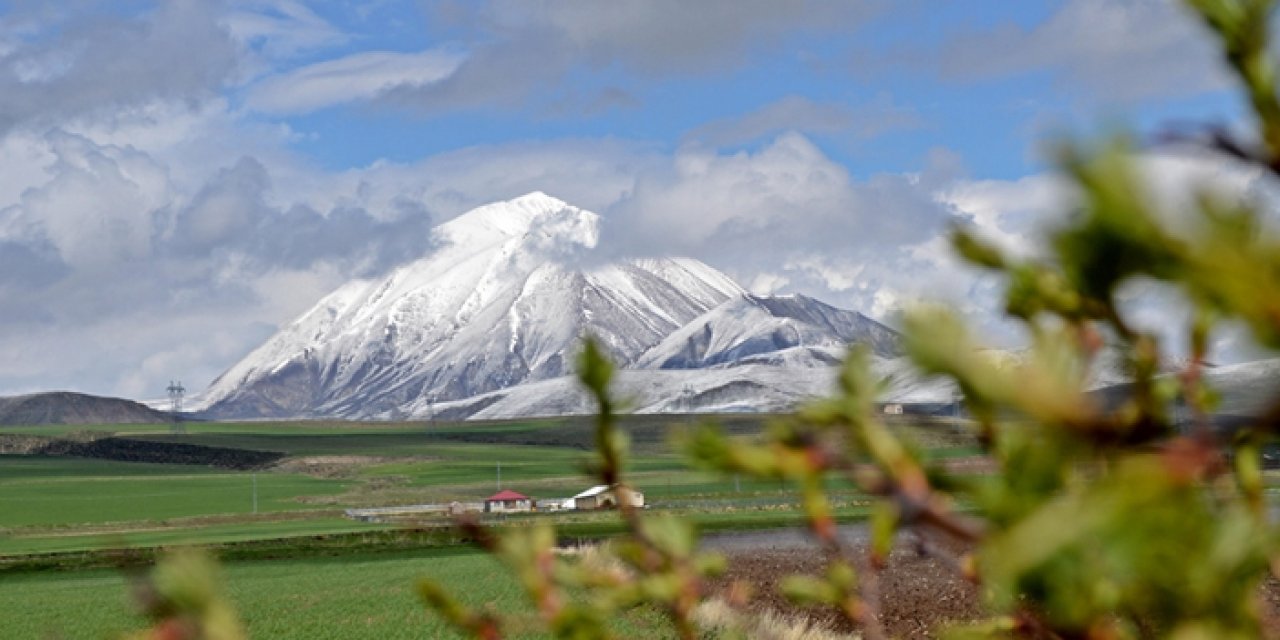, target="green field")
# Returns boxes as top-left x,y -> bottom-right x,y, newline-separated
2,415 -> 924,555
0,456 -> 348,528
0,415 -> 973,638
0,548 -> 678,639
